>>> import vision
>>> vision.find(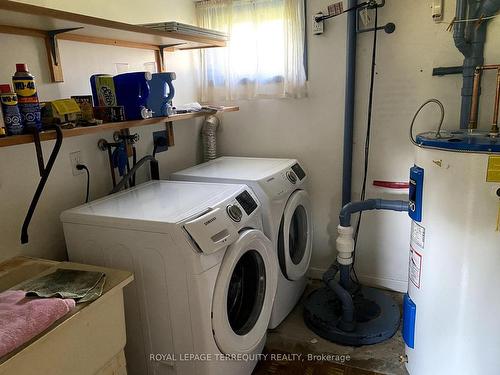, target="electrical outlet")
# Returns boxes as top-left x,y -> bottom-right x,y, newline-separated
69,151 -> 84,176
313,12 -> 324,35
153,130 -> 169,154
